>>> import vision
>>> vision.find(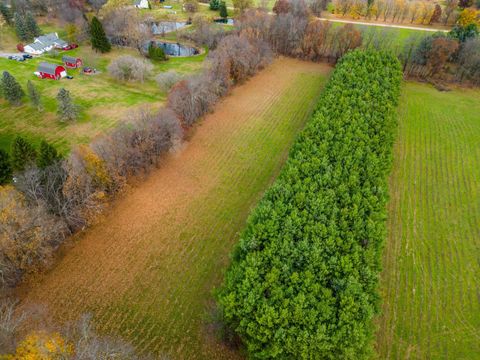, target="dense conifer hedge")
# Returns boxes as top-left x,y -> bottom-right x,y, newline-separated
217,50 -> 402,359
